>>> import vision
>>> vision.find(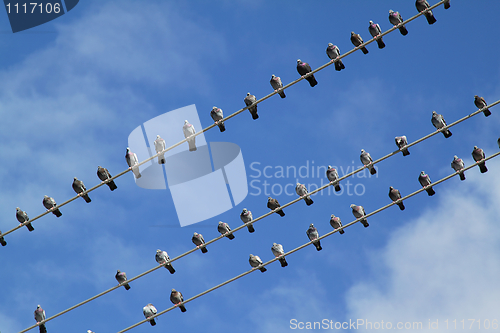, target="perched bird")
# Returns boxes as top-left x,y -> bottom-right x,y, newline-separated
350,31 -> 369,54
183,120 -> 197,151
296,59 -> 318,87
389,10 -> 408,36
271,242 -> 288,267
368,21 -> 385,49
42,195 -> 62,217
326,166 -> 341,192
270,74 -> 286,98
125,147 -> 142,178
267,197 -> 285,217
326,43 -> 345,71
217,221 -> 235,240
395,136 -> 410,156
170,289 -> 187,312
419,171 -> 435,196
244,92 -> 259,120
416,0 -> 437,25
143,303 -> 157,326
431,111 -> 452,138
474,95 -> 491,117
155,249 -> 175,274
360,149 -> 377,175
451,155 -> 466,180
444,0 -> 450,9
16,207 -> 34,231
72,177 -> 91,203
389,186 -> 405,211
97,166 -> 118,191
154,135 -> 167,163
306,223 -> 322,251
210,107 -> 226,132
351,204 -> 369,227
472,146 -> 488,173
240,208 -> 255,233
0,230 -> 6,246
115,269 -> 131,290
34,305 -> 47,333
330,214 -> 344,234
192,232 -> 208,253
249,254 -> 267,272
295,183 -> 314,206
